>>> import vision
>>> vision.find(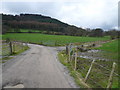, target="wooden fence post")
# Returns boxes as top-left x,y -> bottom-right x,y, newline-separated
84,59 -> 95,83
74,48 -> 78,71
13,41 -> 15,53
9,41 -> 13,54
66,45 -> 68,55
68,43 -> 71,62
72,44 -> 75,60
107,62 -> 116,88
